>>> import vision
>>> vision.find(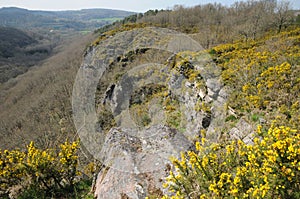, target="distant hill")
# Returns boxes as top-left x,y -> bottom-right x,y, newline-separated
0,27 -> 54,83
0,7 -> 134,83
0,7 -> 135,32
